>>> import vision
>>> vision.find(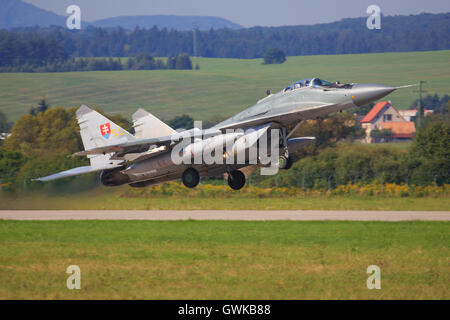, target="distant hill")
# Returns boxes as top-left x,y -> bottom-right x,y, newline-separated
0,0 -> 242,31
0,0 -> 66,29
90,15 -> 242,31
